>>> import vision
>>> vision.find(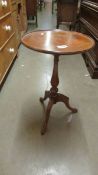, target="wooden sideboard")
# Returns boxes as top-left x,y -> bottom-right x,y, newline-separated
79,0 -> 98,78
56,0 -> 80,29
0,0 -> 27,86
